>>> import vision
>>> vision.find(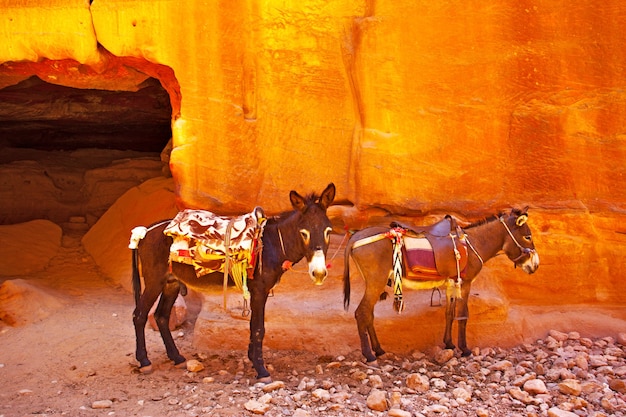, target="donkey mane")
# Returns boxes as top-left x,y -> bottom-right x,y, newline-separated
465,208 -> 523,229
